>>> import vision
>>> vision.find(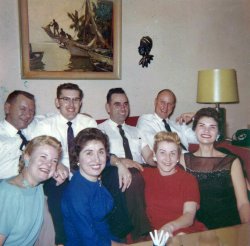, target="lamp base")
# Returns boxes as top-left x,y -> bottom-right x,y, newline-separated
216,107 -> 226,141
